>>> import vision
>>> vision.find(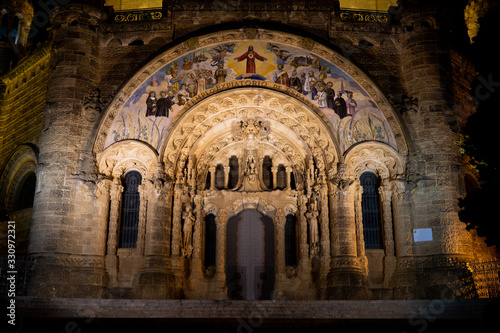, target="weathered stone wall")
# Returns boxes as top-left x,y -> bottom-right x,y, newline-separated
0,47 -> 49,178
27,3 -> 108,298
